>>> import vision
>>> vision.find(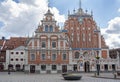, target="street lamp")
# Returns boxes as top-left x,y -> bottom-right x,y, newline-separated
96,51 -> 100,76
